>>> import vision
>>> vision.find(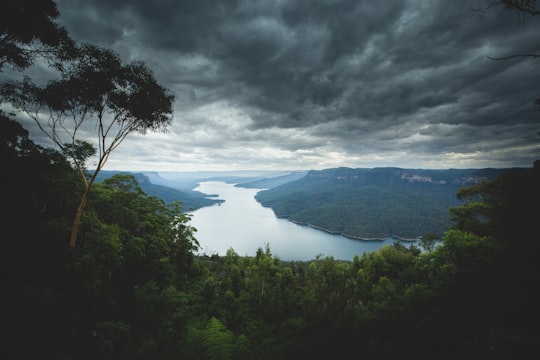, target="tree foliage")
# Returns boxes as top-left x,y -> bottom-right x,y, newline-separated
2,43 -> 175,248
1,0 -> 175,249
0,0 -> 76,70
